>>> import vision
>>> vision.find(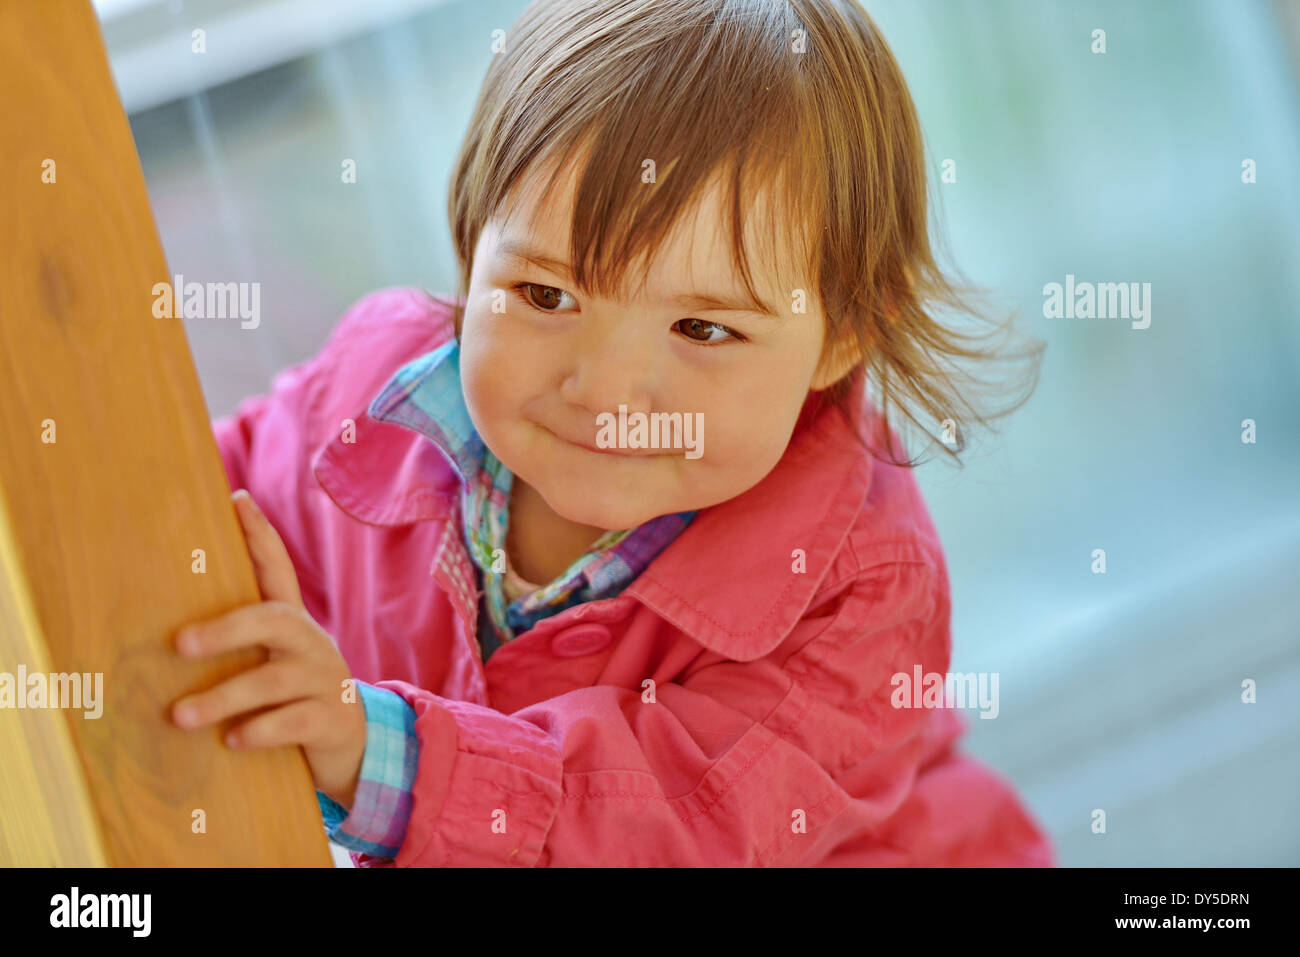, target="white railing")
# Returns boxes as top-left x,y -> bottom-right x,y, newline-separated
91,0 -> 452,113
